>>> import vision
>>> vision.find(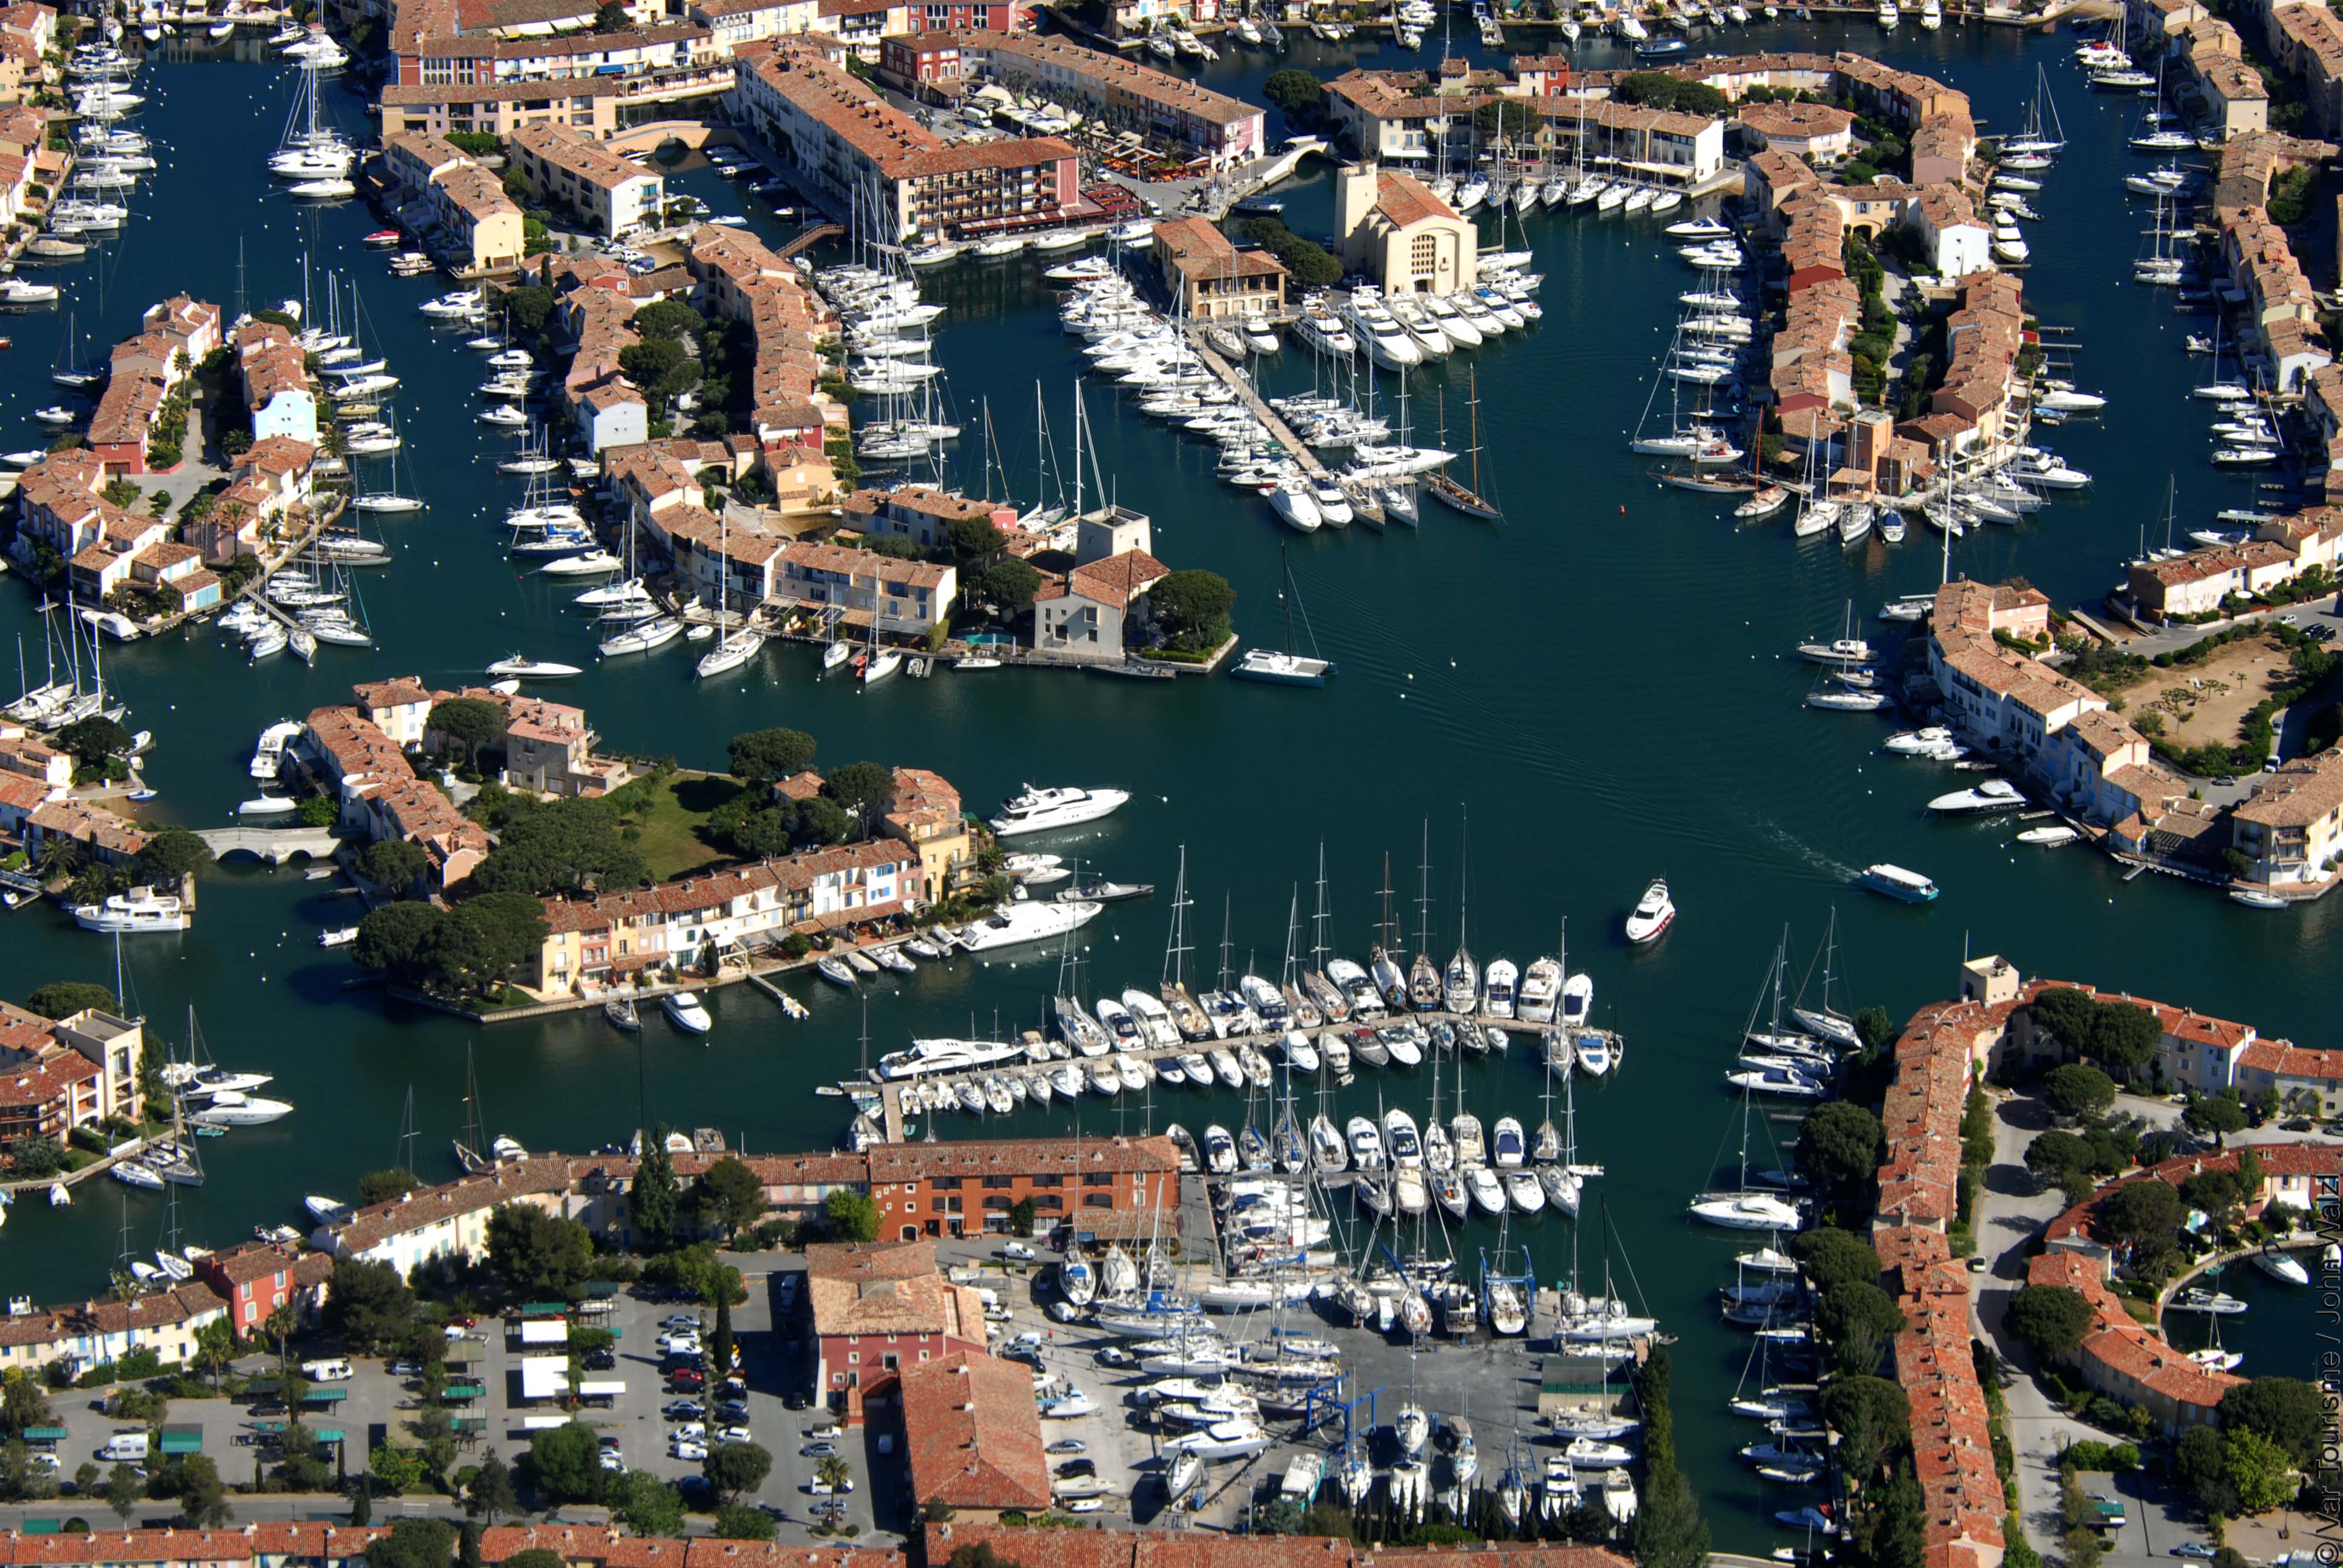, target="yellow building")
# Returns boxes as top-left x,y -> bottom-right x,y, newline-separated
1335,161 -> 1477,296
